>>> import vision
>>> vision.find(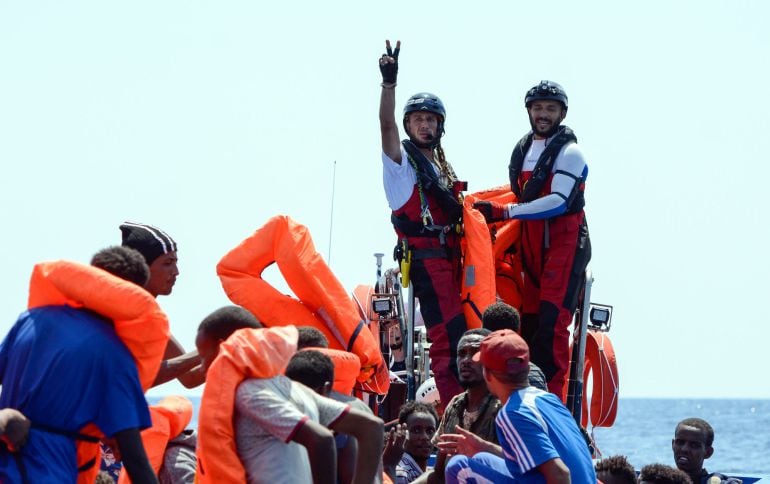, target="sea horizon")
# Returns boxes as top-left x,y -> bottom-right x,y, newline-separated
151,395 -> 769,477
